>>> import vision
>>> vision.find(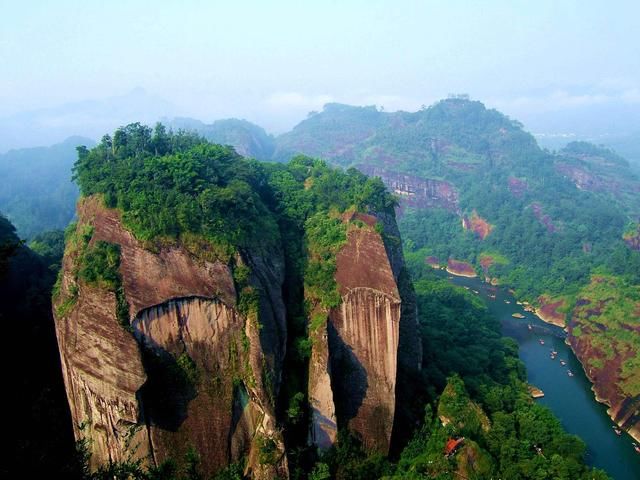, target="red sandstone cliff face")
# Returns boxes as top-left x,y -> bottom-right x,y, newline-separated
446,259 -> 477,278
308,213 -> 420,454
568,332 -> 640,442
53,197 -> 287,478
536,296 -> 566,327
356,165 -> 459,213
567,282 -> 640,443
